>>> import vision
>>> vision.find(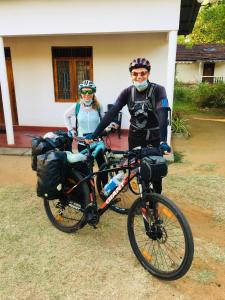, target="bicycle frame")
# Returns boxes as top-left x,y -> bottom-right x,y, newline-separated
65,162 -> 139,216
67,138 -> 158,230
